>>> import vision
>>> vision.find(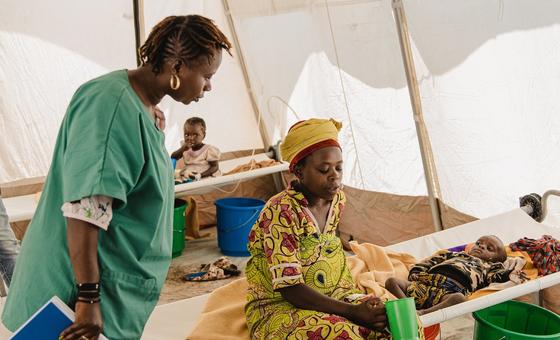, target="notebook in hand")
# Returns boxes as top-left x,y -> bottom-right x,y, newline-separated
9,296 -> 107,340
